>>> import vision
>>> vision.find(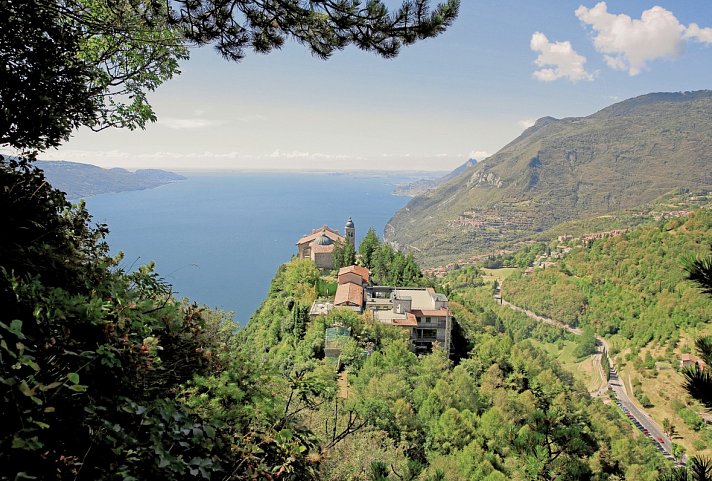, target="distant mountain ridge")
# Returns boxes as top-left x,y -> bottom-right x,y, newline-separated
36,160 -> 185,198
385,90 -> 712,265
393,158 -> 477,197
